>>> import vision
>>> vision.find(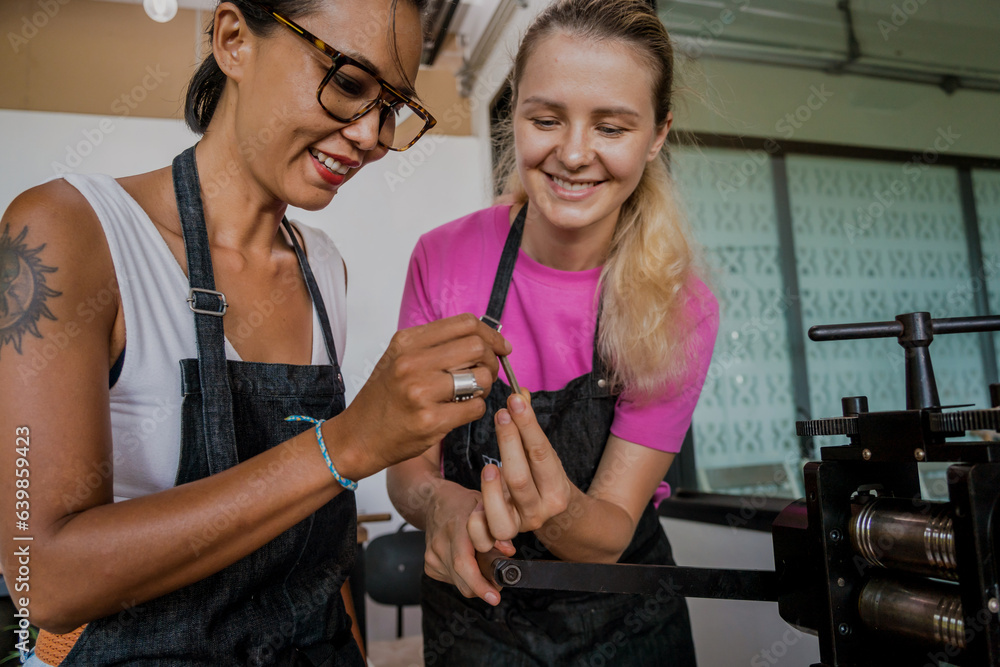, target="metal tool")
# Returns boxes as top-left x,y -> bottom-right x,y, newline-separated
480,314 -> 522,397
499,355 -> 521,397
